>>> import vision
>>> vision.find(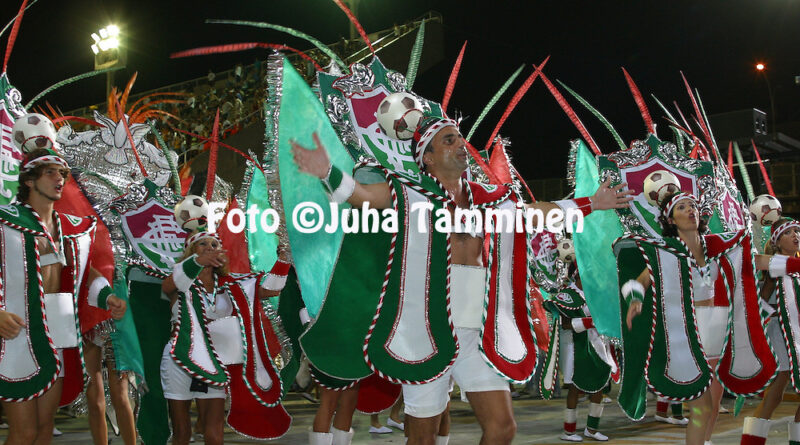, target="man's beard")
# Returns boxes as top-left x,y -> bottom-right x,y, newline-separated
33,183 -> 60,202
